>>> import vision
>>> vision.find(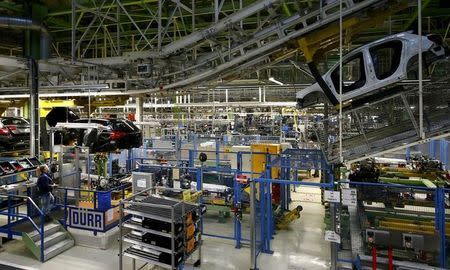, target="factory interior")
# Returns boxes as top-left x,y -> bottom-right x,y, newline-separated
0,0 -> 449,269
